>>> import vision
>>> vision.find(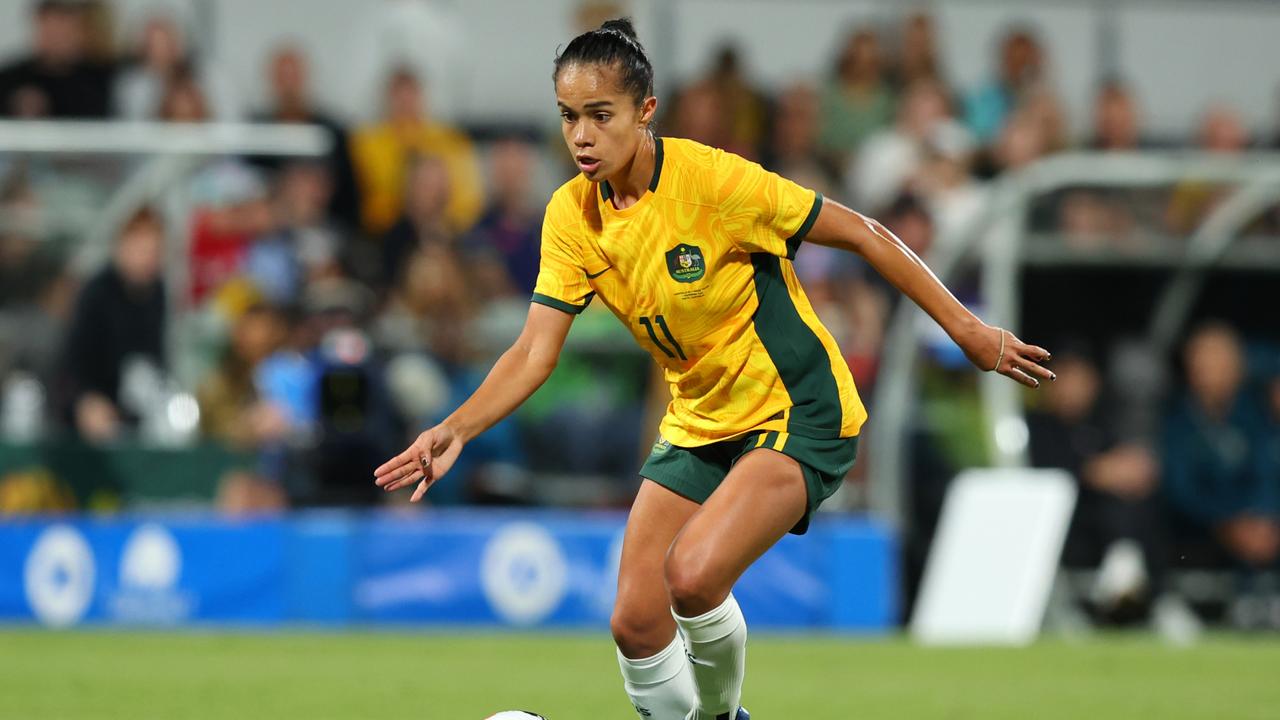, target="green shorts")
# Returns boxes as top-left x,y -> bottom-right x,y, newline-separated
638,430 -> 860,535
